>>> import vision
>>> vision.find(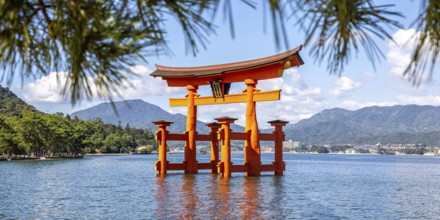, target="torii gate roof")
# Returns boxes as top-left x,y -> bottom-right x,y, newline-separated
151,45 -> 303,87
